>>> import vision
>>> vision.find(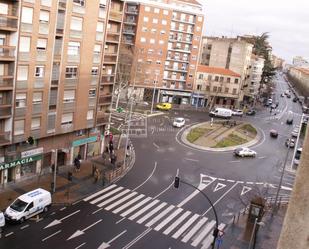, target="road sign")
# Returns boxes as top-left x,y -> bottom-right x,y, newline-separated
116,107 -> 123,113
